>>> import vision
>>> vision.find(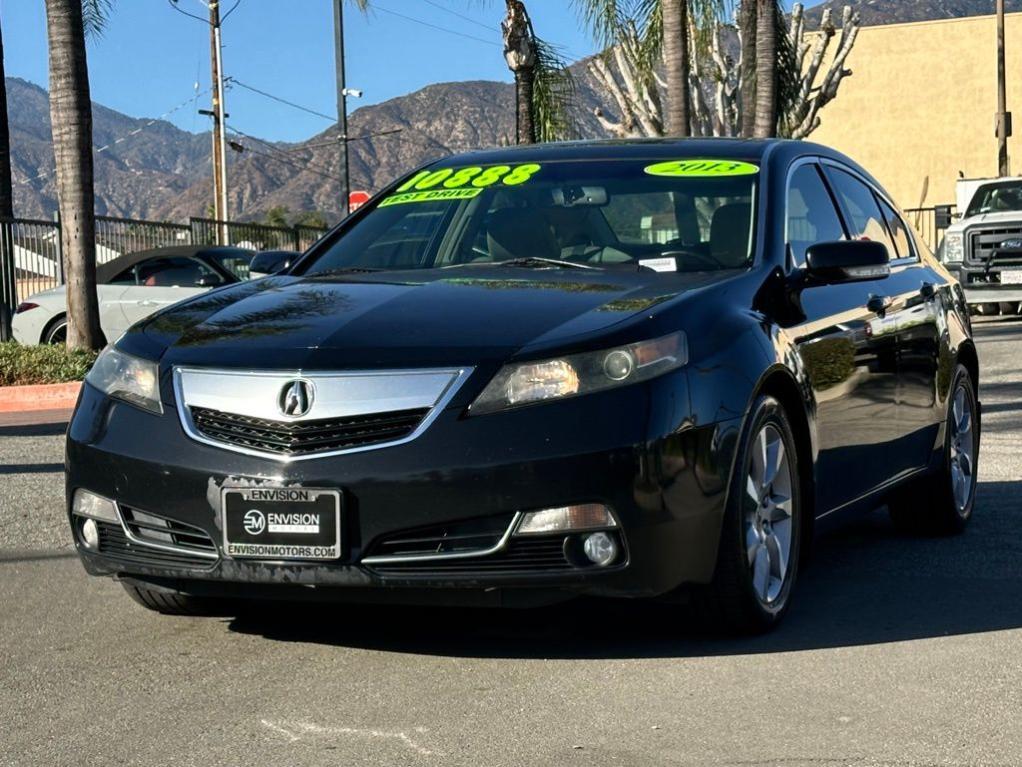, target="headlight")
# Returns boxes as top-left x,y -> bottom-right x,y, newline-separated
470,331 -> 687,415
943,233 -> 964,263
85,347 -> 162,414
